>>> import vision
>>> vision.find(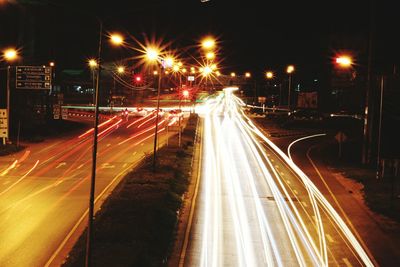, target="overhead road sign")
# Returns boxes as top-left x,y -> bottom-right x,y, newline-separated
16,66 -> 52,90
